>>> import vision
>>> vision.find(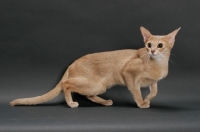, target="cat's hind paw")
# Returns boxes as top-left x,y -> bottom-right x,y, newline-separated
103,99 -> 113,106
